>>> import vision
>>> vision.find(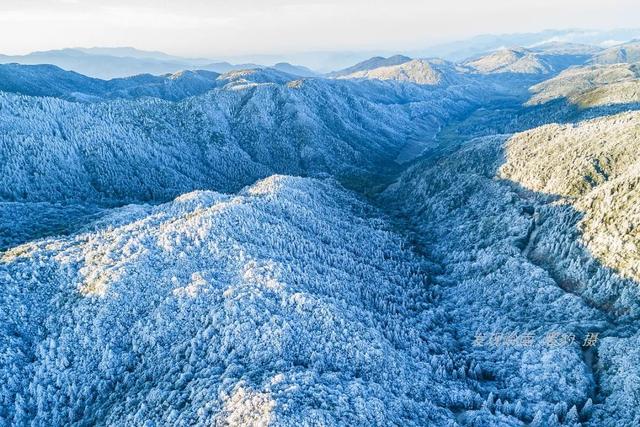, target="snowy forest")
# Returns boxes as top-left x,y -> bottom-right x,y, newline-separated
1,30 -> 640,427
